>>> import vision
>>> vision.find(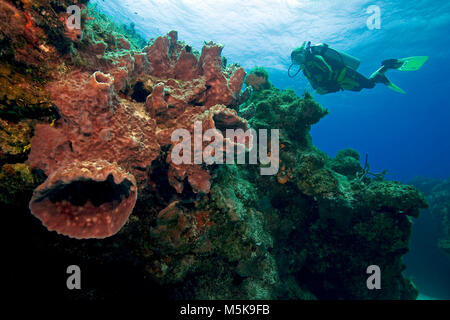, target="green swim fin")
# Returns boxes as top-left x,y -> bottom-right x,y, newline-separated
369,68 -> 406,93
396,56 -> 429,71
386,80 -> 406,94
